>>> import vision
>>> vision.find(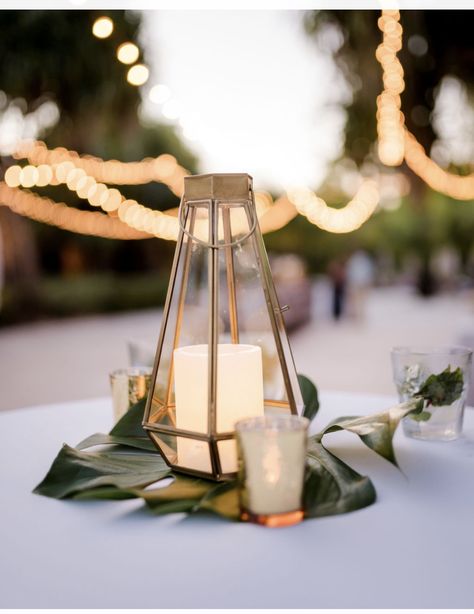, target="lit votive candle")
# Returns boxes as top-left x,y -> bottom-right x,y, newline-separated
173,344 -> 264,474
236,415 -> 309,527
109,367 -> 152,423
